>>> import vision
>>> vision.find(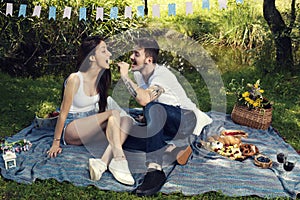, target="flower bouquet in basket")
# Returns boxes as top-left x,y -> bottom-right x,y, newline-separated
34,101 -> 59,129
228,79 -> 272,130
